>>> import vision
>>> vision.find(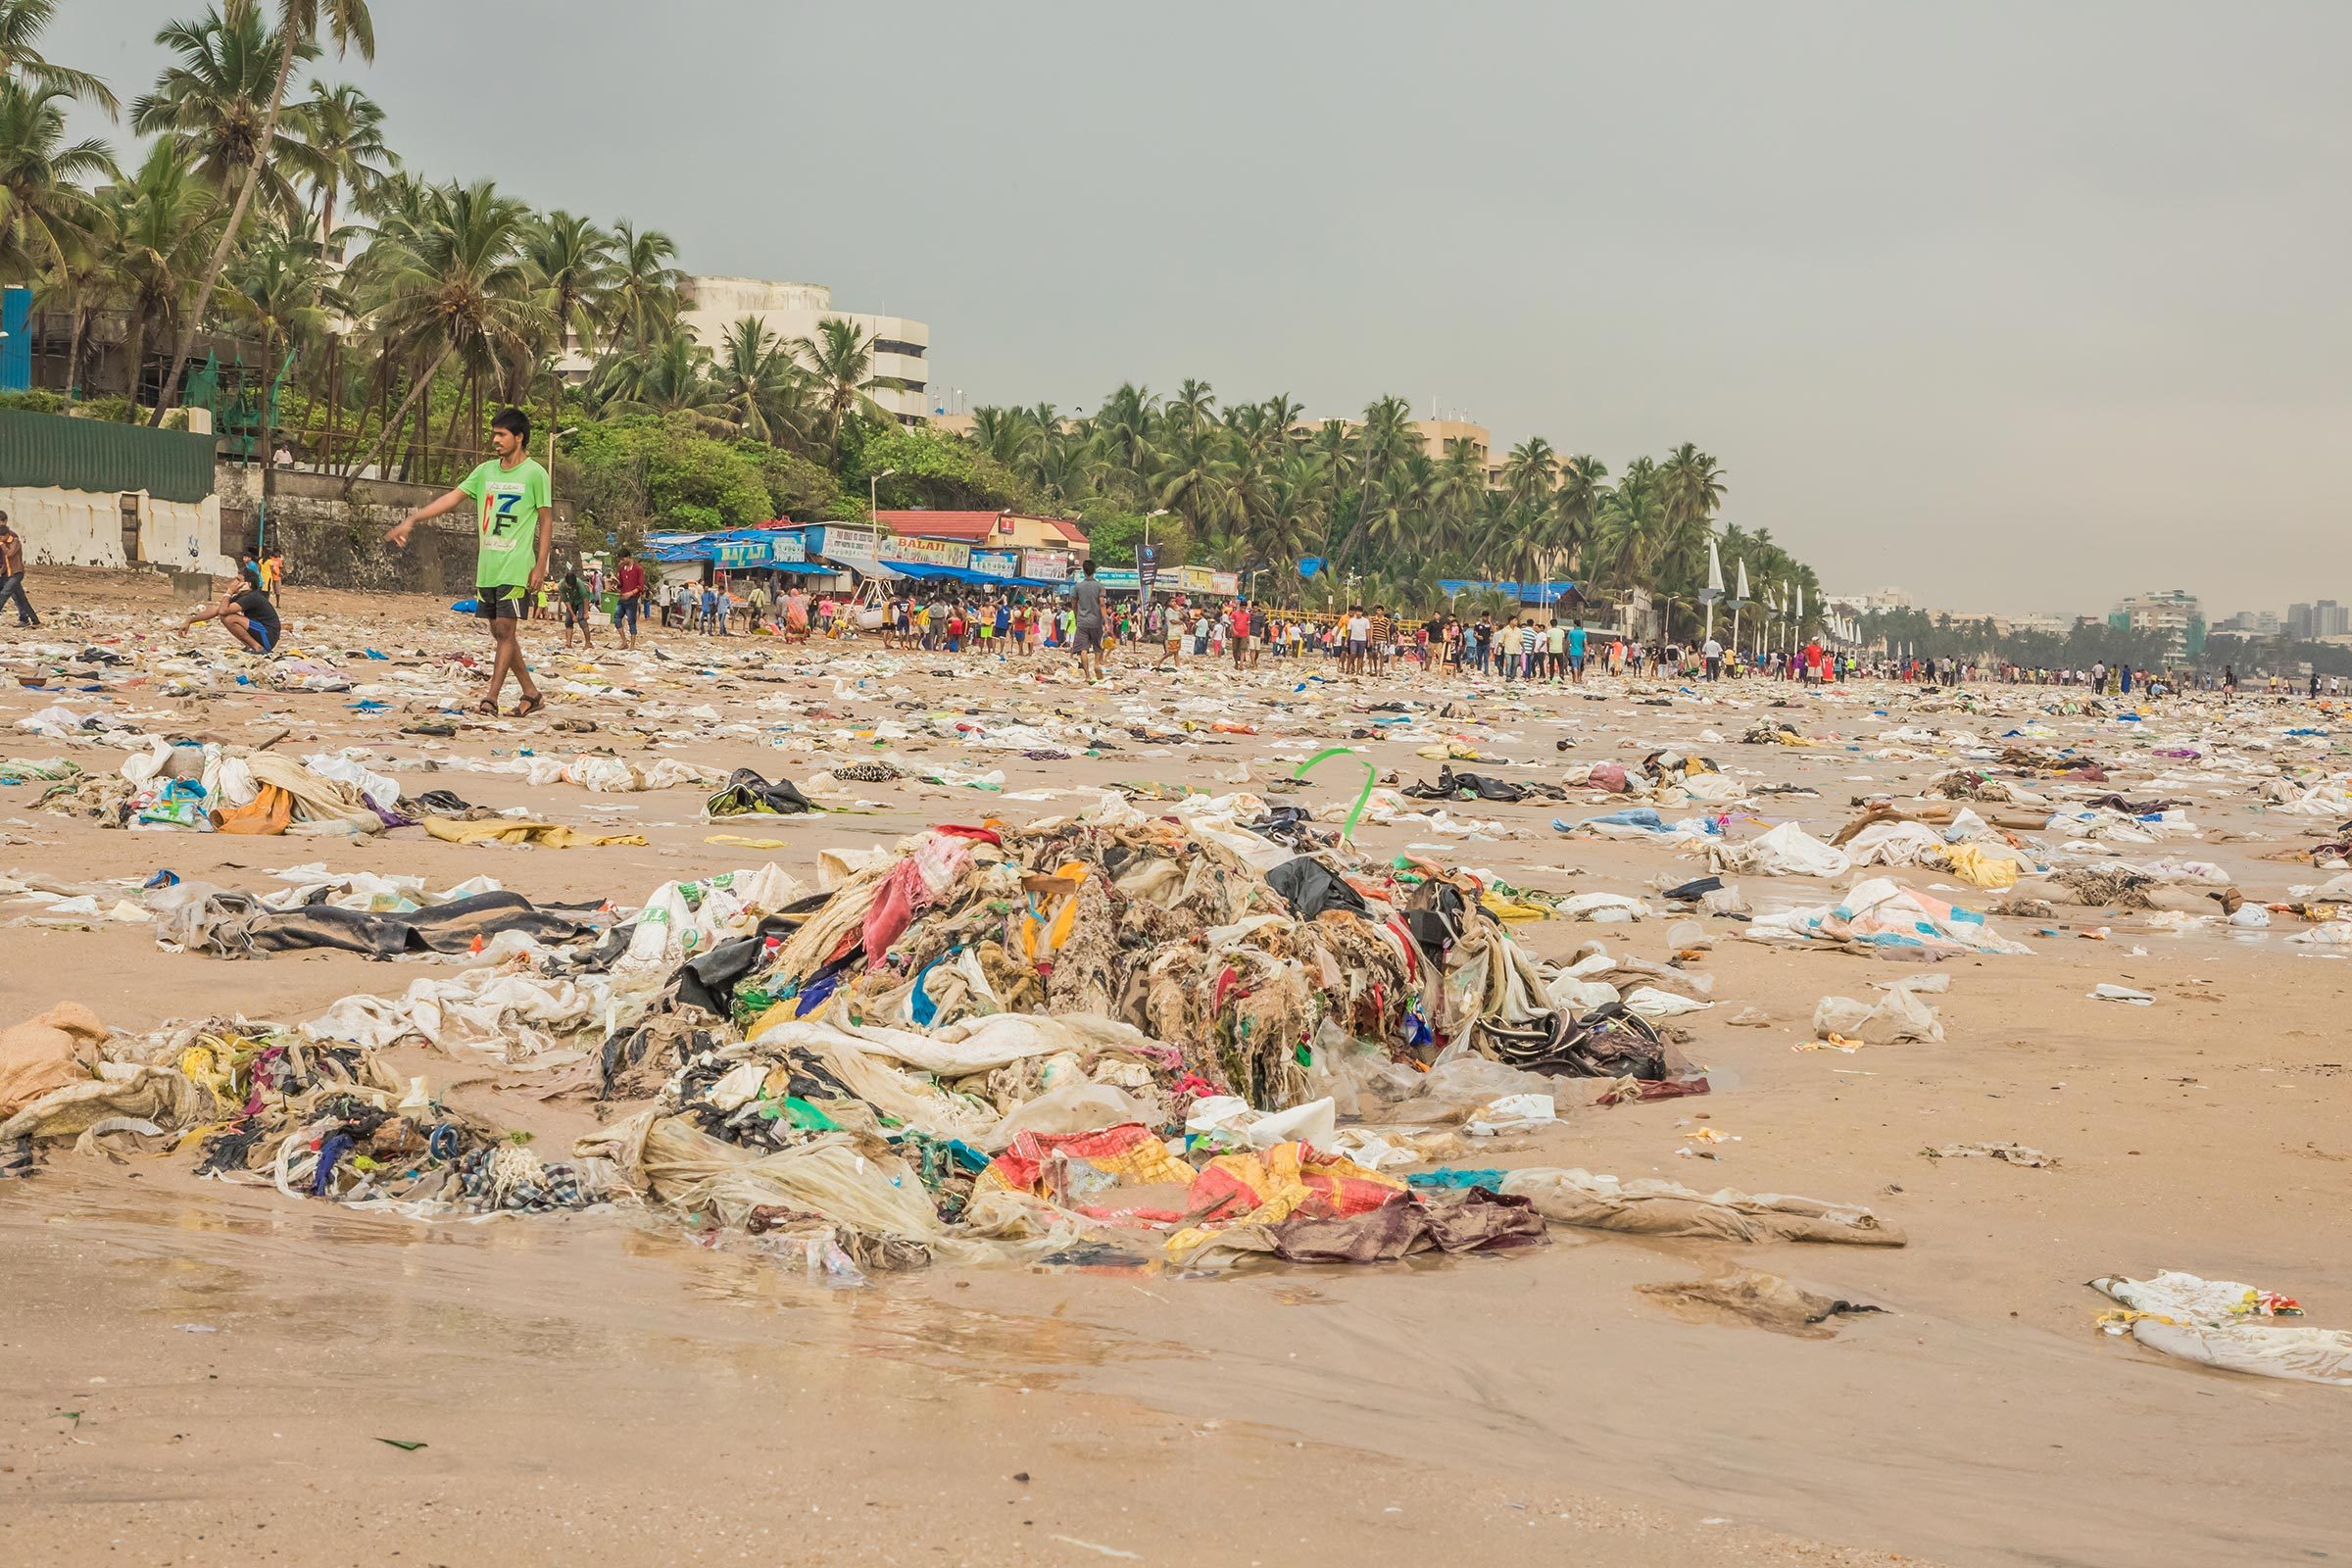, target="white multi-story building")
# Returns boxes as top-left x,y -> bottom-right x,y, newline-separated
676,278 -> 929,424
559,275 -> 931,425
2113,589 -> 2204,659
